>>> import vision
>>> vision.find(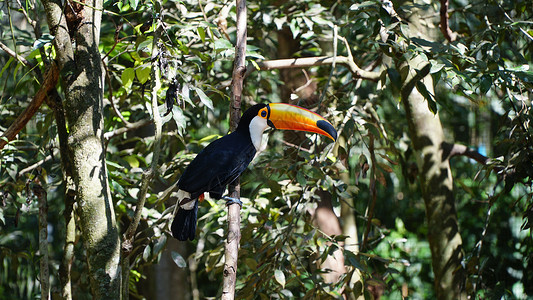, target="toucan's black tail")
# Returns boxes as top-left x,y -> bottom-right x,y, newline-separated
171,200 -> 198,241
